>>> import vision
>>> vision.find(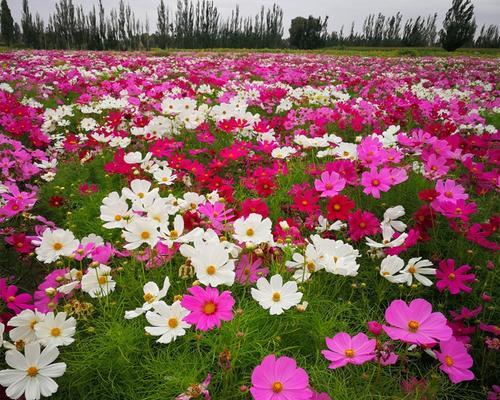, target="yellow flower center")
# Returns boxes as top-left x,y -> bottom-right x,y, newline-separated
53,242 -> 63,251
168,318 -> 178,328
98,276 -> 108,285
30,319 -> 38,329
170,230 -> 179,239
27,366 -> 39,377
7,296 -> 16,302
206,265 -> 216,275
143,293 -> 155,303
114,215 -> 122,221
203,301 -> 217,315
141,231 -> 150,240
51,327 -> 61,337
372,179 -> 380,186
408,265 -> 416,274
333,204 -> 341,211
344,349 -> 355,358
448,273 -> 456,281
408,320 -> 420,332
137,192 -> 145,199
272,381 -> 283,393
246,228 -> 254,237
444,355 -> 454,367
272,292 -> 281,302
